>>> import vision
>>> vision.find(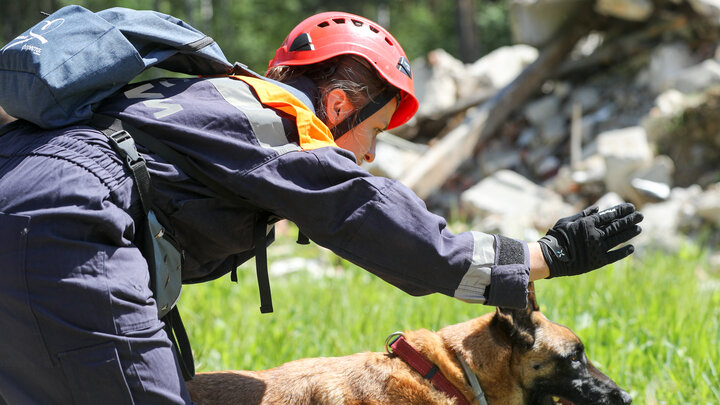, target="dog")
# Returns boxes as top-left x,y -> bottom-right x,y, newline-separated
186,284 -> 632,405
